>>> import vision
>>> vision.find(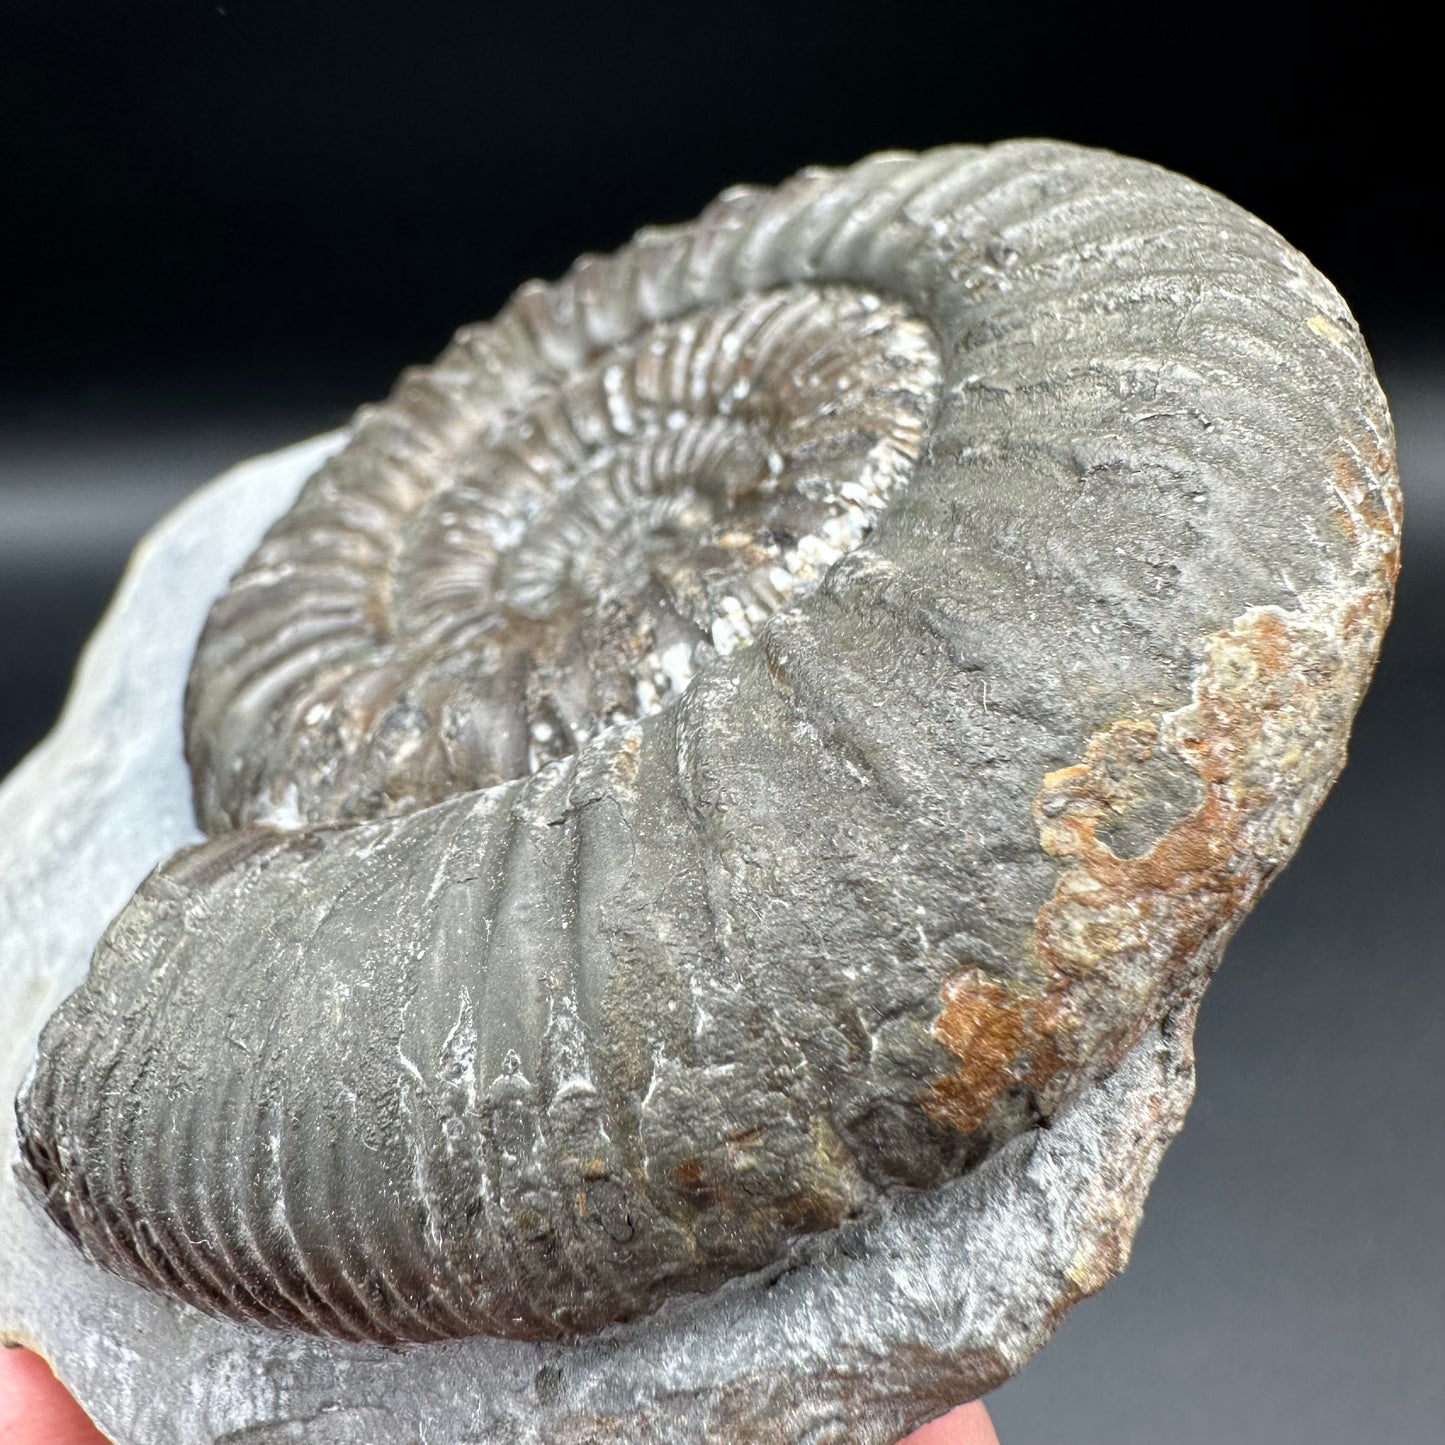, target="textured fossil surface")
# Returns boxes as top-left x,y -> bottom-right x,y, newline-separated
2,140 -> 1399,1440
